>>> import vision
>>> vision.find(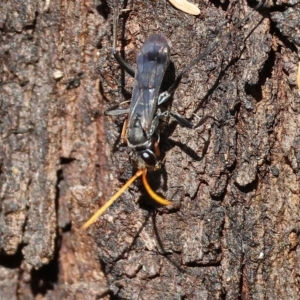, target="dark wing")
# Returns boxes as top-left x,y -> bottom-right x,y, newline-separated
128,34 -> 170,133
